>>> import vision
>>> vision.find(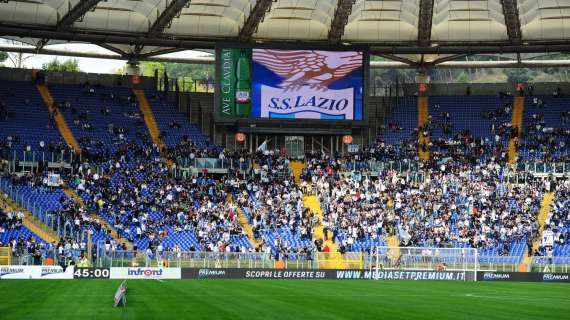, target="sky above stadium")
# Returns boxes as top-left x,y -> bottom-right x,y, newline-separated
0,41 -> 212,74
